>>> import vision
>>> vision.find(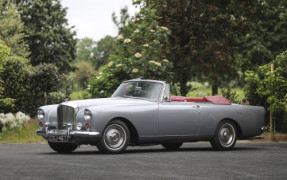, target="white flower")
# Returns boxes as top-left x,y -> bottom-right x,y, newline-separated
134,53 -> 142,58
0,113 -> 5,124
99,72 -> 103,75
132,68 -> 139,73
100,90 -> 104,94
149,60 -> 155,63
10,121 -> 18,129
5,113 -> 15,123
116,36 -> 124,40
124,39 -> 131,43
154,62 -> 161,66
134,29 -> 139,33
161,26 -> 168,31
108,61 -> 114,67
116,64 -> 122,67
150,29 -> 155,32
143,44 -> 149,47
163,59 -> 169,62
16,111 -> 30,124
